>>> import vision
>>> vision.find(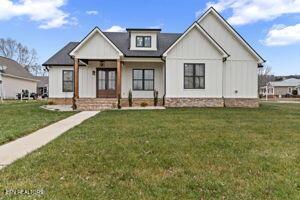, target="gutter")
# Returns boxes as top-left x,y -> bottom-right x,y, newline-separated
1,73 -> 38,82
